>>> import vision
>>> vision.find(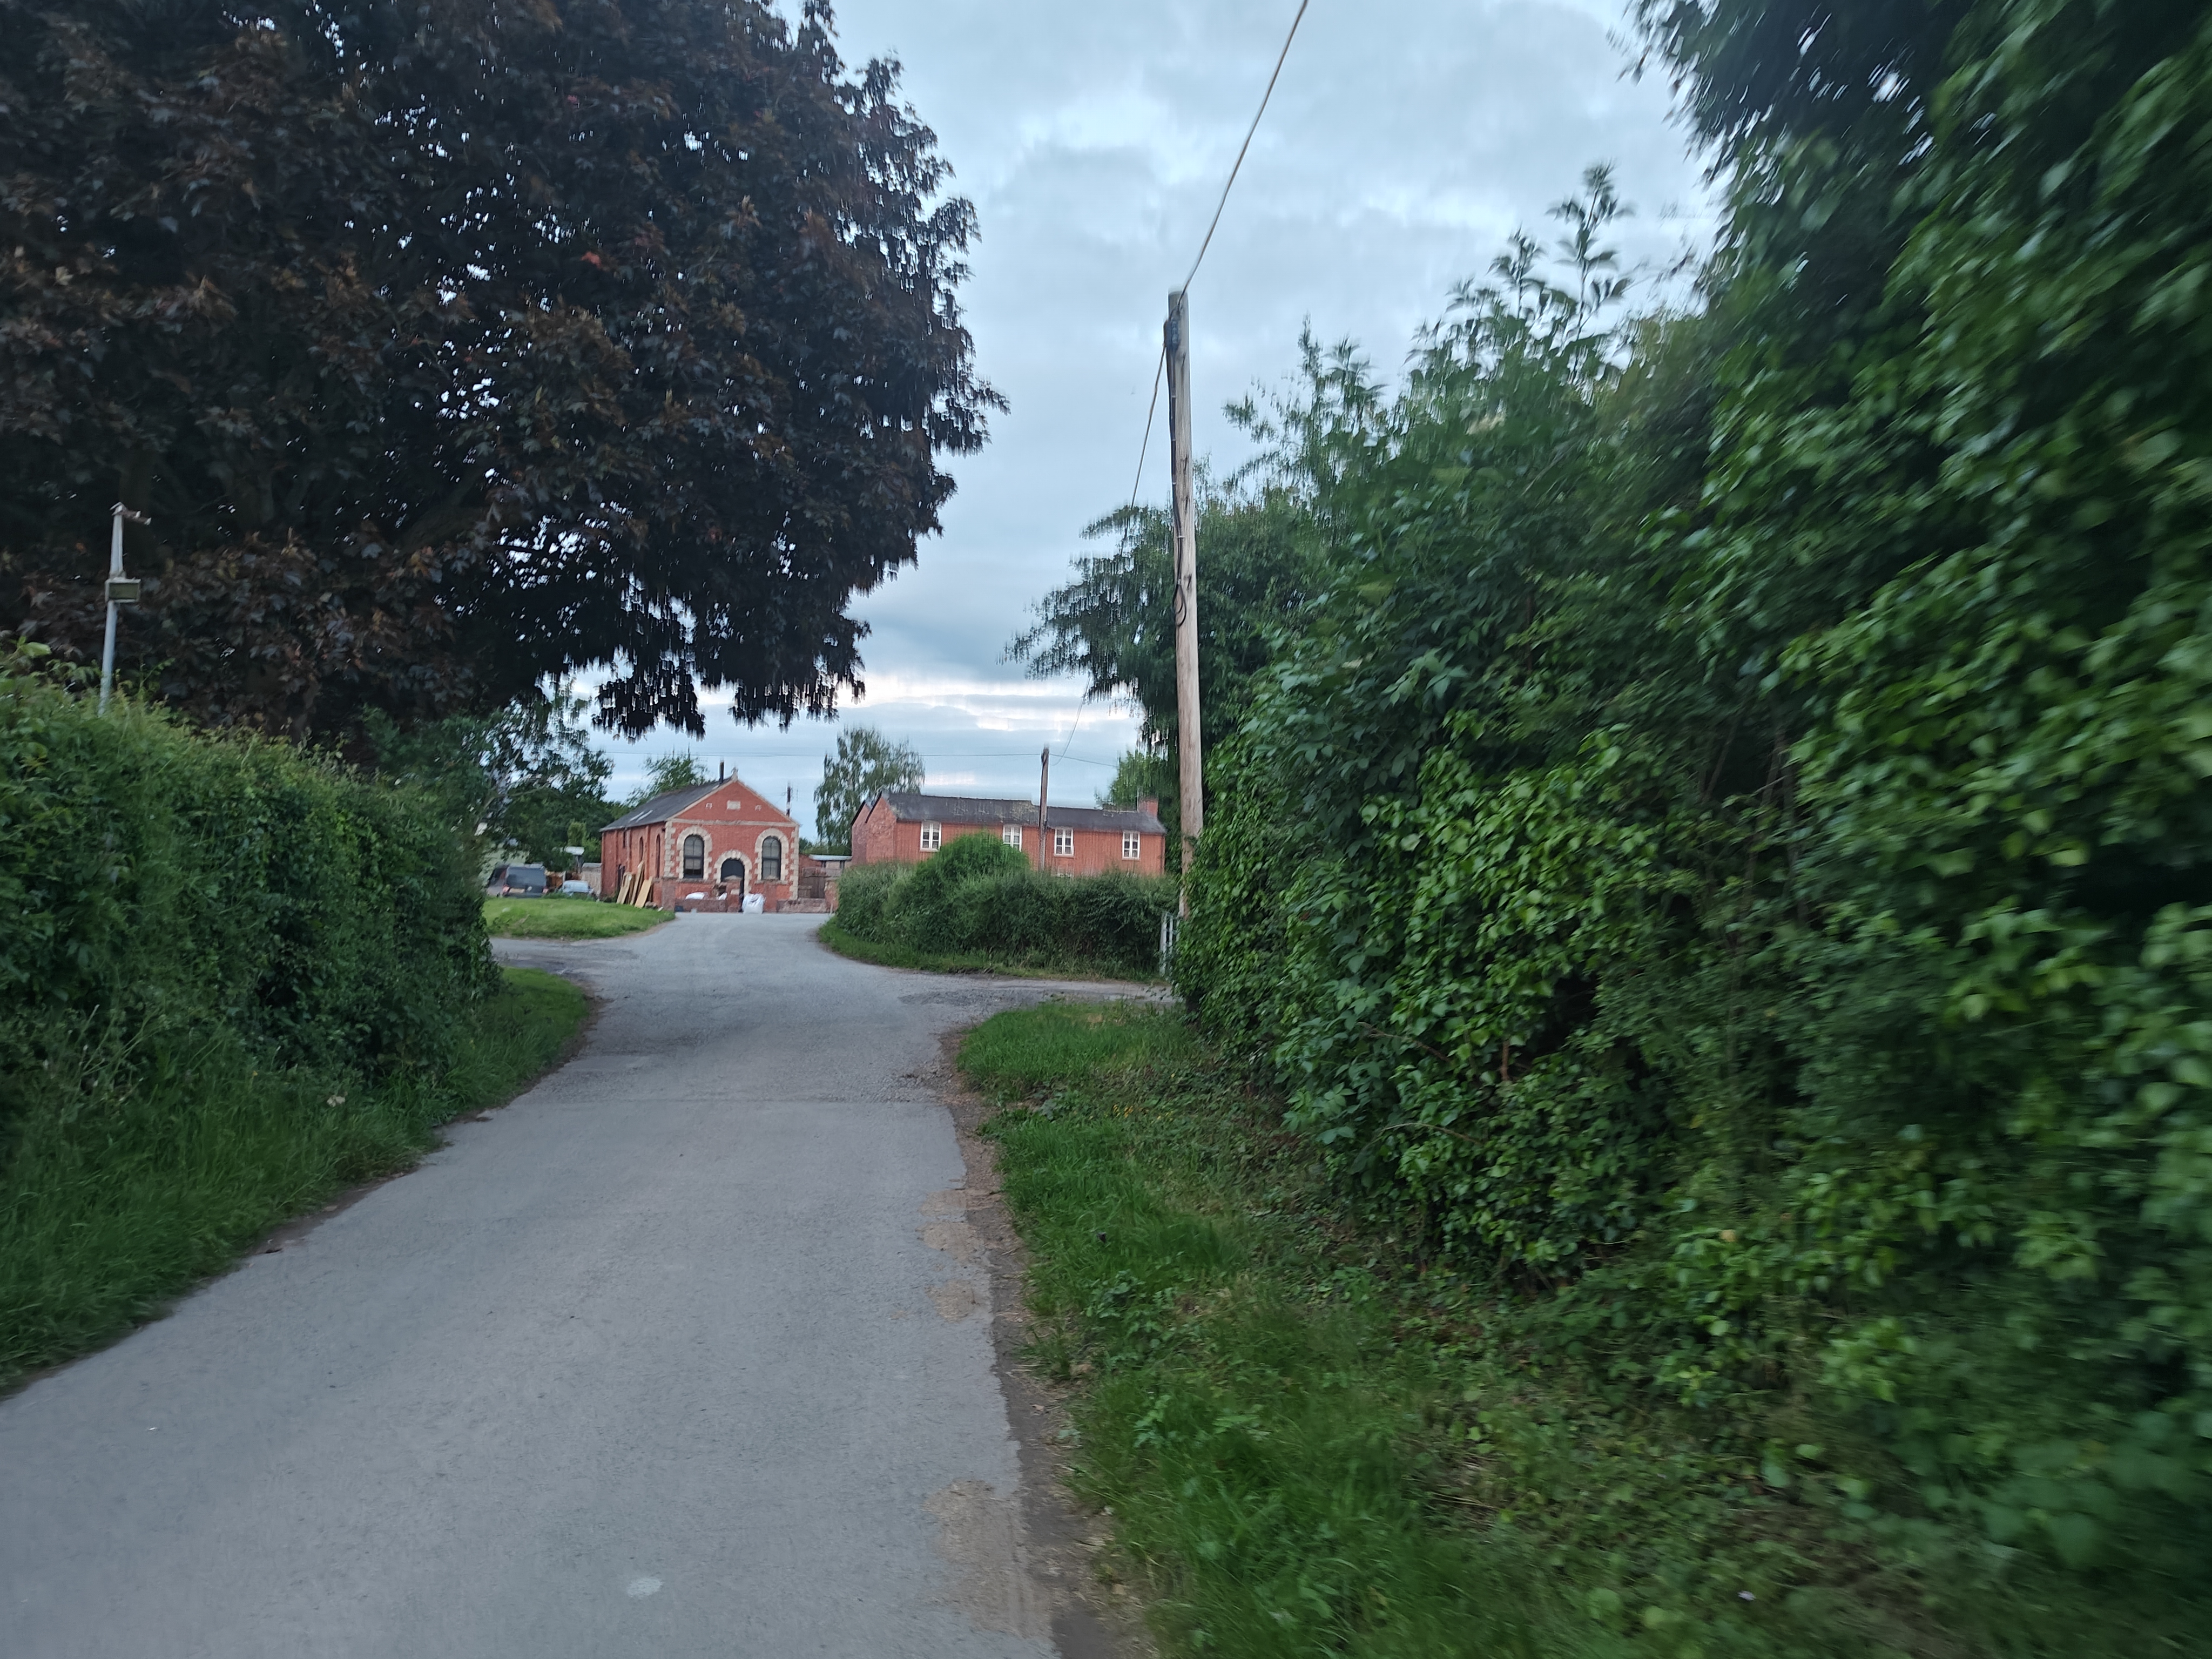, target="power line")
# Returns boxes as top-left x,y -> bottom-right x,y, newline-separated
1129,346 -> 1165,505
1127,0 -> 1311,506
1183,0 -> 1311,294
